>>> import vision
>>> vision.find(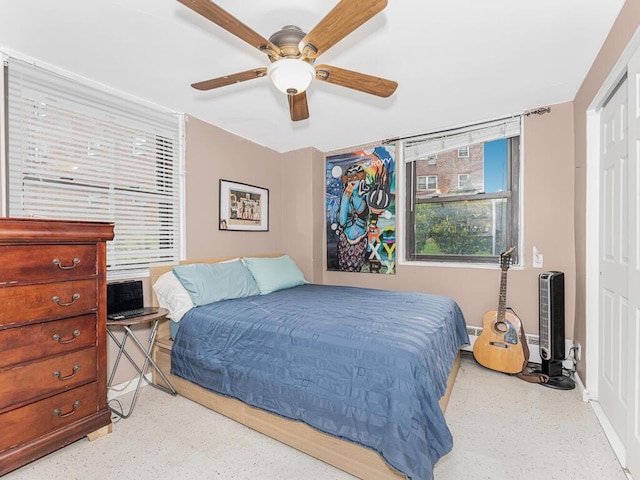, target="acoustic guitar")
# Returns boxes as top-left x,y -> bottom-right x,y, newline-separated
473,247 -> 530,374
